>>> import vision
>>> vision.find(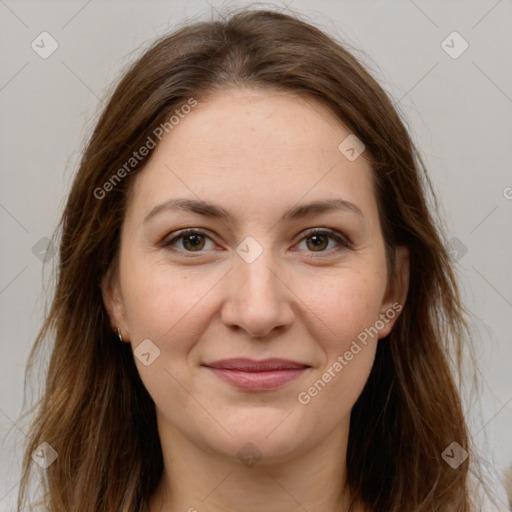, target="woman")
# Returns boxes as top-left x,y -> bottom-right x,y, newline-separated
17,7 -> 490,512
